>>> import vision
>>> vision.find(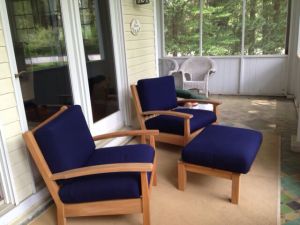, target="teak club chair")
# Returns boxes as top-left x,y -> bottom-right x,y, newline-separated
23,105 -> 158,225
131,76 -> 221,146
